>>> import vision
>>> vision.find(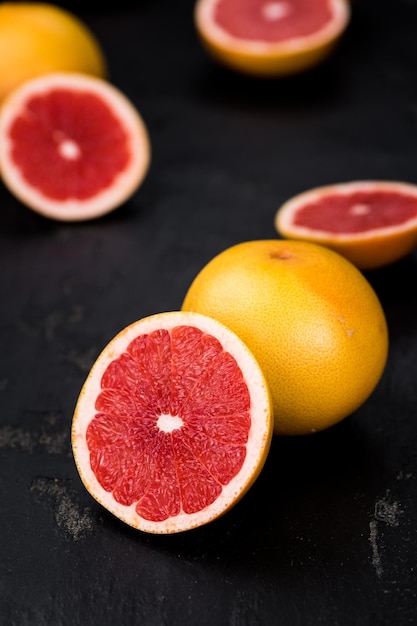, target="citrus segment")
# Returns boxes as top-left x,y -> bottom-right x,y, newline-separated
194,0 -> 350,77
0,2 -> 106,102
275,181 -> 417,269
72,311 -> 273,533
0,72 -> 151,221
182,240 -> 389,436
